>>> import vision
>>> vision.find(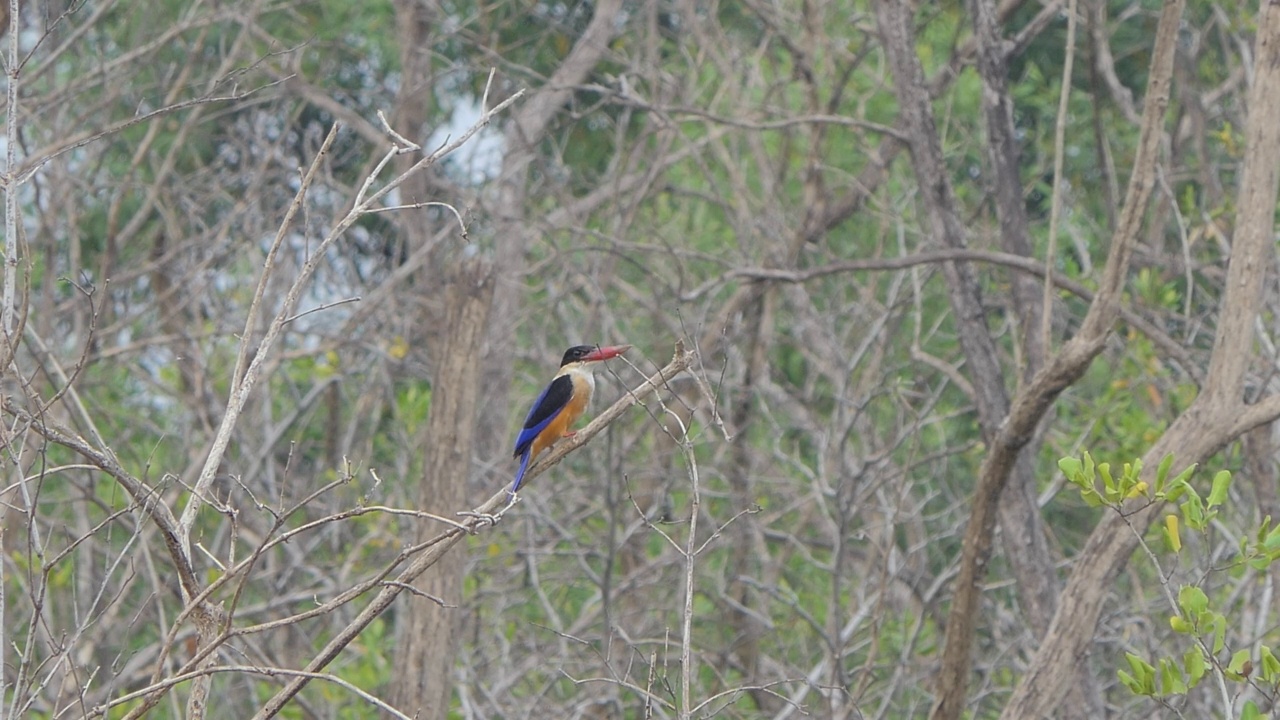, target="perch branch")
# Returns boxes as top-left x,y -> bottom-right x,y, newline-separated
249,344 -> 695,719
